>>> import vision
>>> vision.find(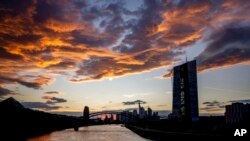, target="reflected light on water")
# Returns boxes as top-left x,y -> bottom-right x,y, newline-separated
27,125 -> 150,141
